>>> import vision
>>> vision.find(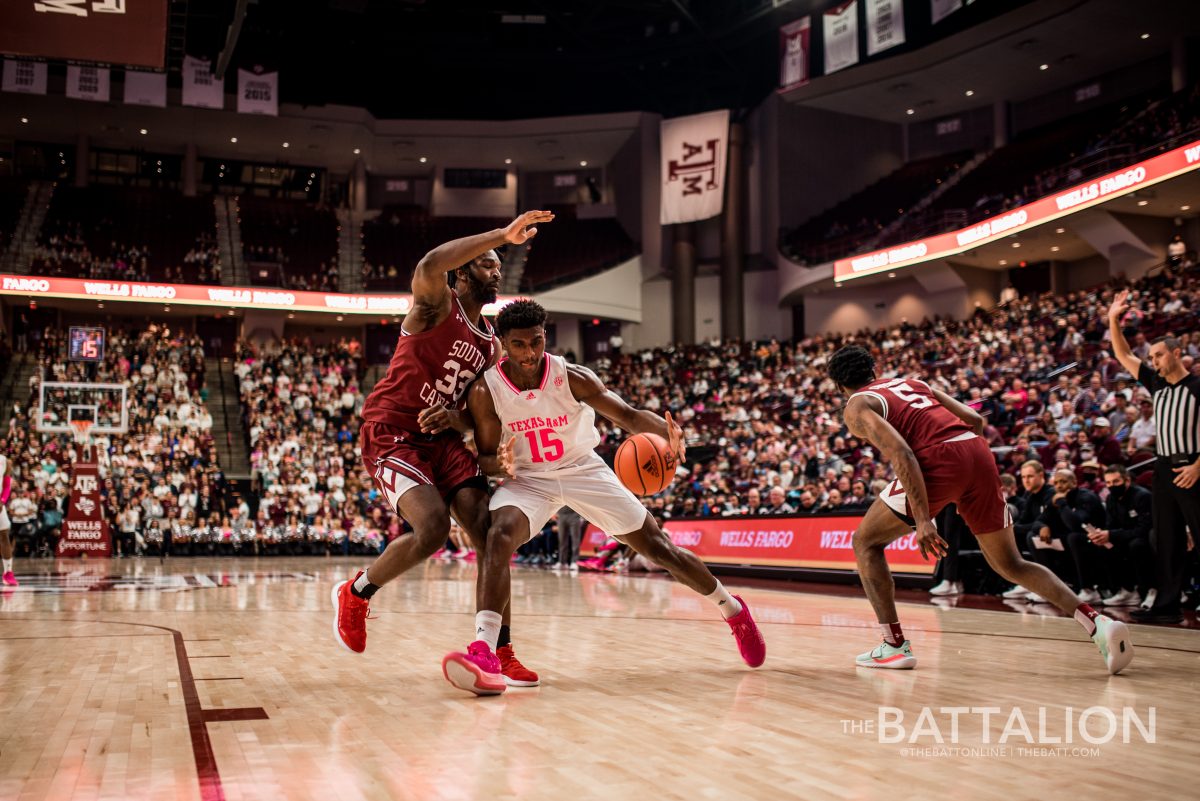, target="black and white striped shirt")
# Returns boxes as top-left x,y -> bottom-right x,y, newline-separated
1138,363 -> 1200,457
